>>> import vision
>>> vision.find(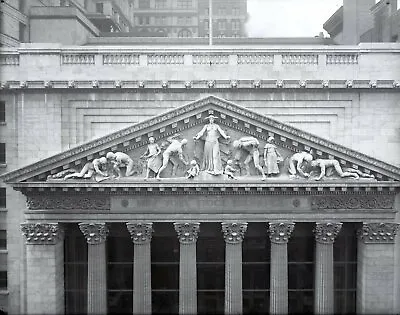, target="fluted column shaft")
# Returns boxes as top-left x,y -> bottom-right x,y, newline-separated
21,223 -> 65,315
222,222 -> 247,315
79,222 -> 109,315
268,222 -> 295,315
174,222 -> 200,315
126,222 -> 153,315
314,222 -> 342,315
